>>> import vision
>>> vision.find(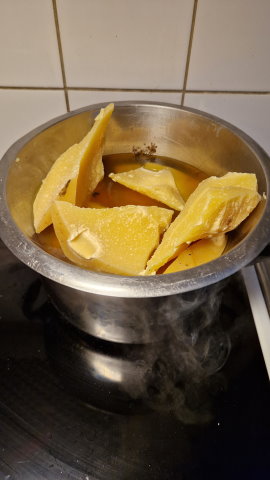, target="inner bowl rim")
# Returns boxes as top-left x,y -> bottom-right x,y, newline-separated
0,100 -> 270,298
